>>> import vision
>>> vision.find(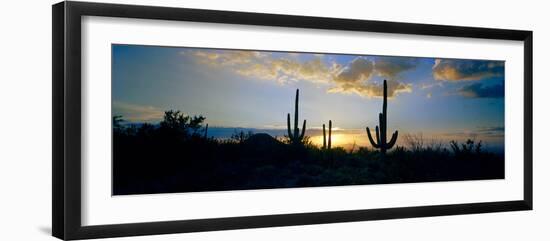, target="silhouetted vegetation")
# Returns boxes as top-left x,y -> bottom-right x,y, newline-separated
366,80 -> 399,155
113,110 -> 504,195
286,89 -> 307,146
322,120 -> 332,150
